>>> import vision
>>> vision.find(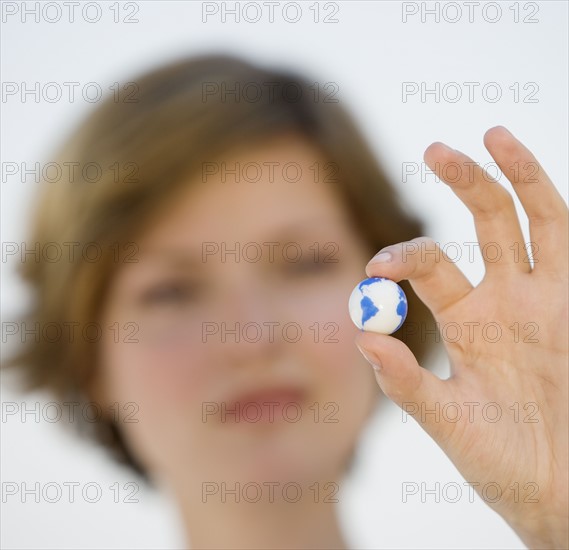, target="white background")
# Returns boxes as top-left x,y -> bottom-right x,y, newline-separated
1,1 -> 567,548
